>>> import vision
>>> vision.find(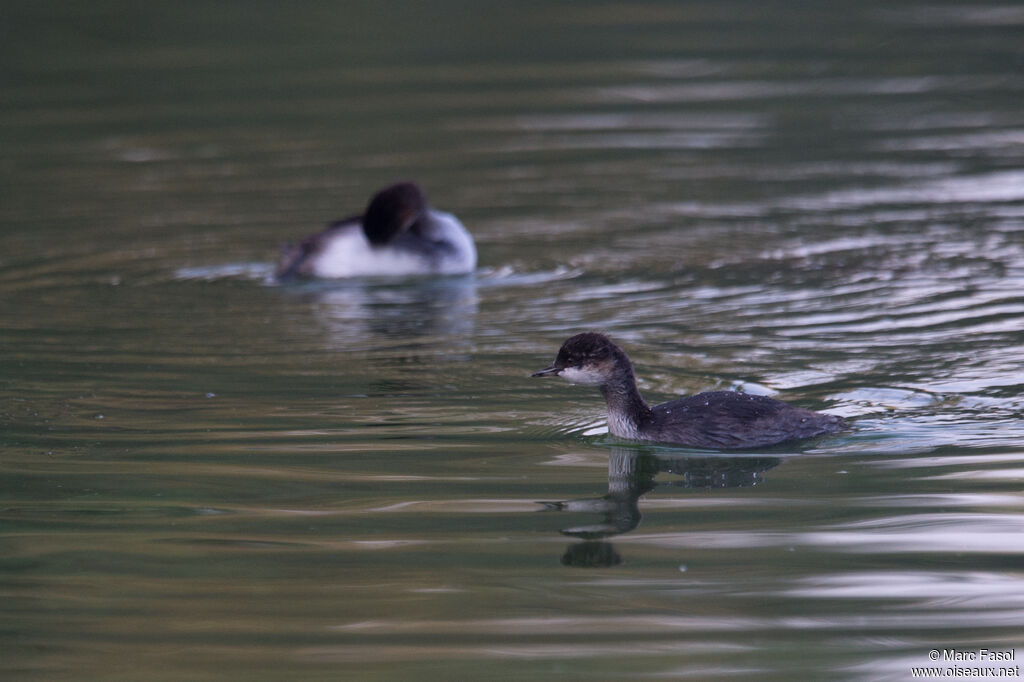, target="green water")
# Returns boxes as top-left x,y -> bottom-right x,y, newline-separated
3,1 -> 1024,680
